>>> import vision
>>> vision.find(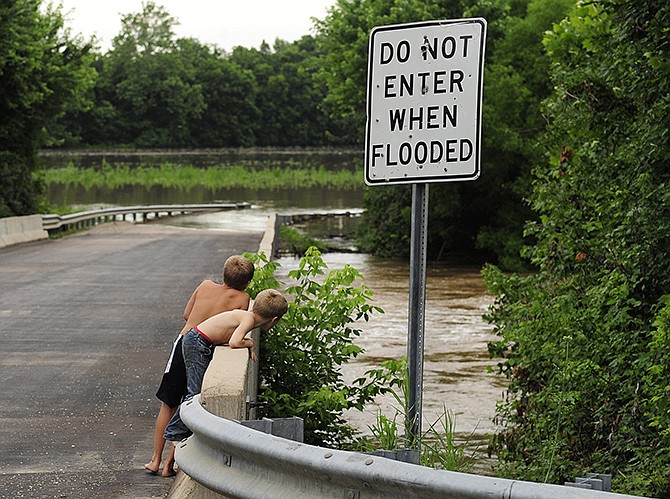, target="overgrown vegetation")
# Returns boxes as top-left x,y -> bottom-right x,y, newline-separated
483,0 -> 670,495
244,248 -> 388,447
38,162 -> 361,190
277,225 -> 328,256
